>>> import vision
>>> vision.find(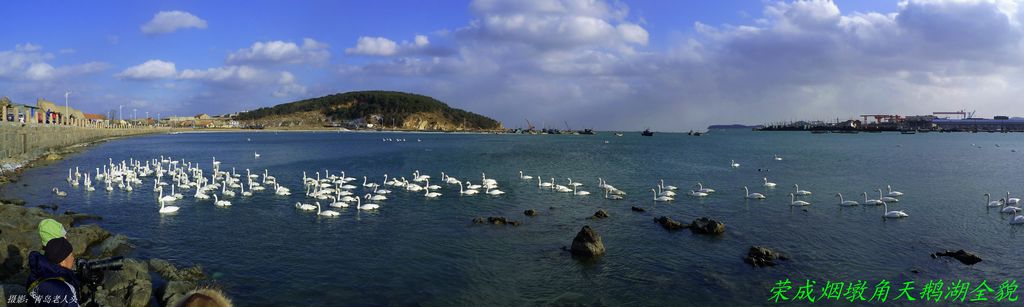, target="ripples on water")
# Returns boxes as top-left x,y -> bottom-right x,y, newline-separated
5,130 -> 1024,305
